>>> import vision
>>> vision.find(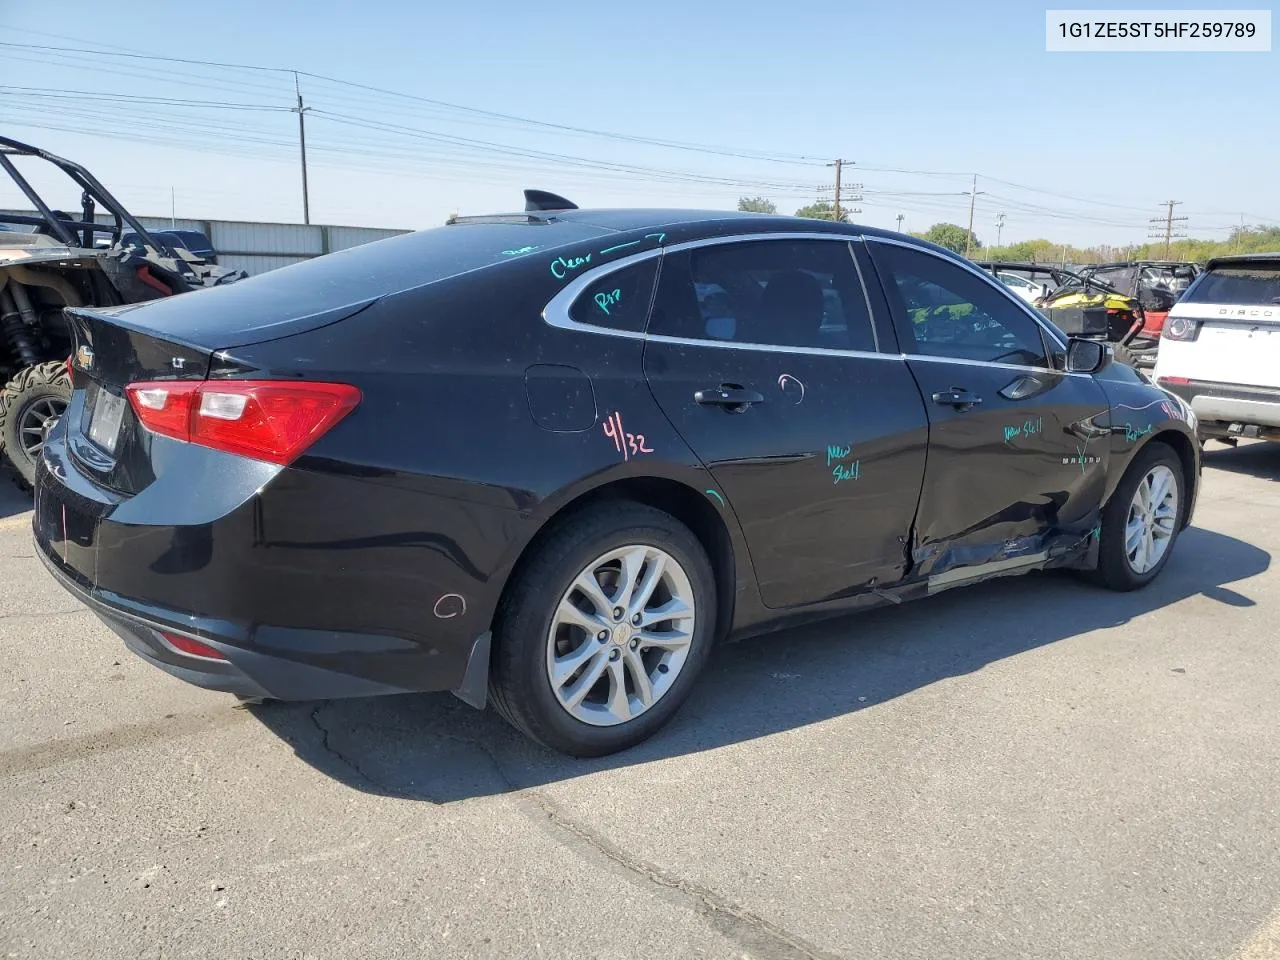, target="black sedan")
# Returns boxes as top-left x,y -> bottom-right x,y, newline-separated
33,194 -> 1201,757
